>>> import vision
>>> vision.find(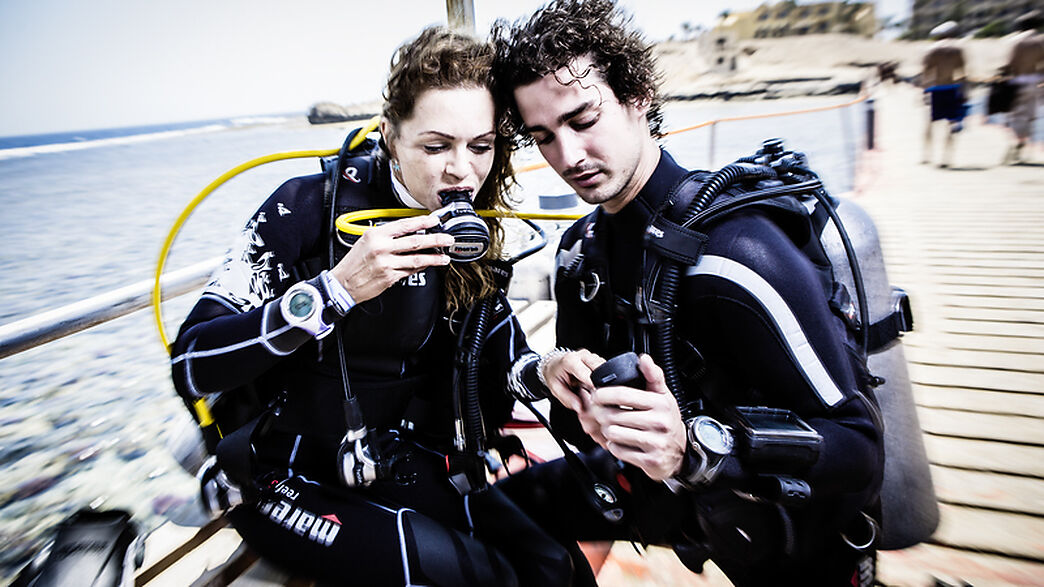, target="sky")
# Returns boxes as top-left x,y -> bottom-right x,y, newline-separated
0,0 -> 910,137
